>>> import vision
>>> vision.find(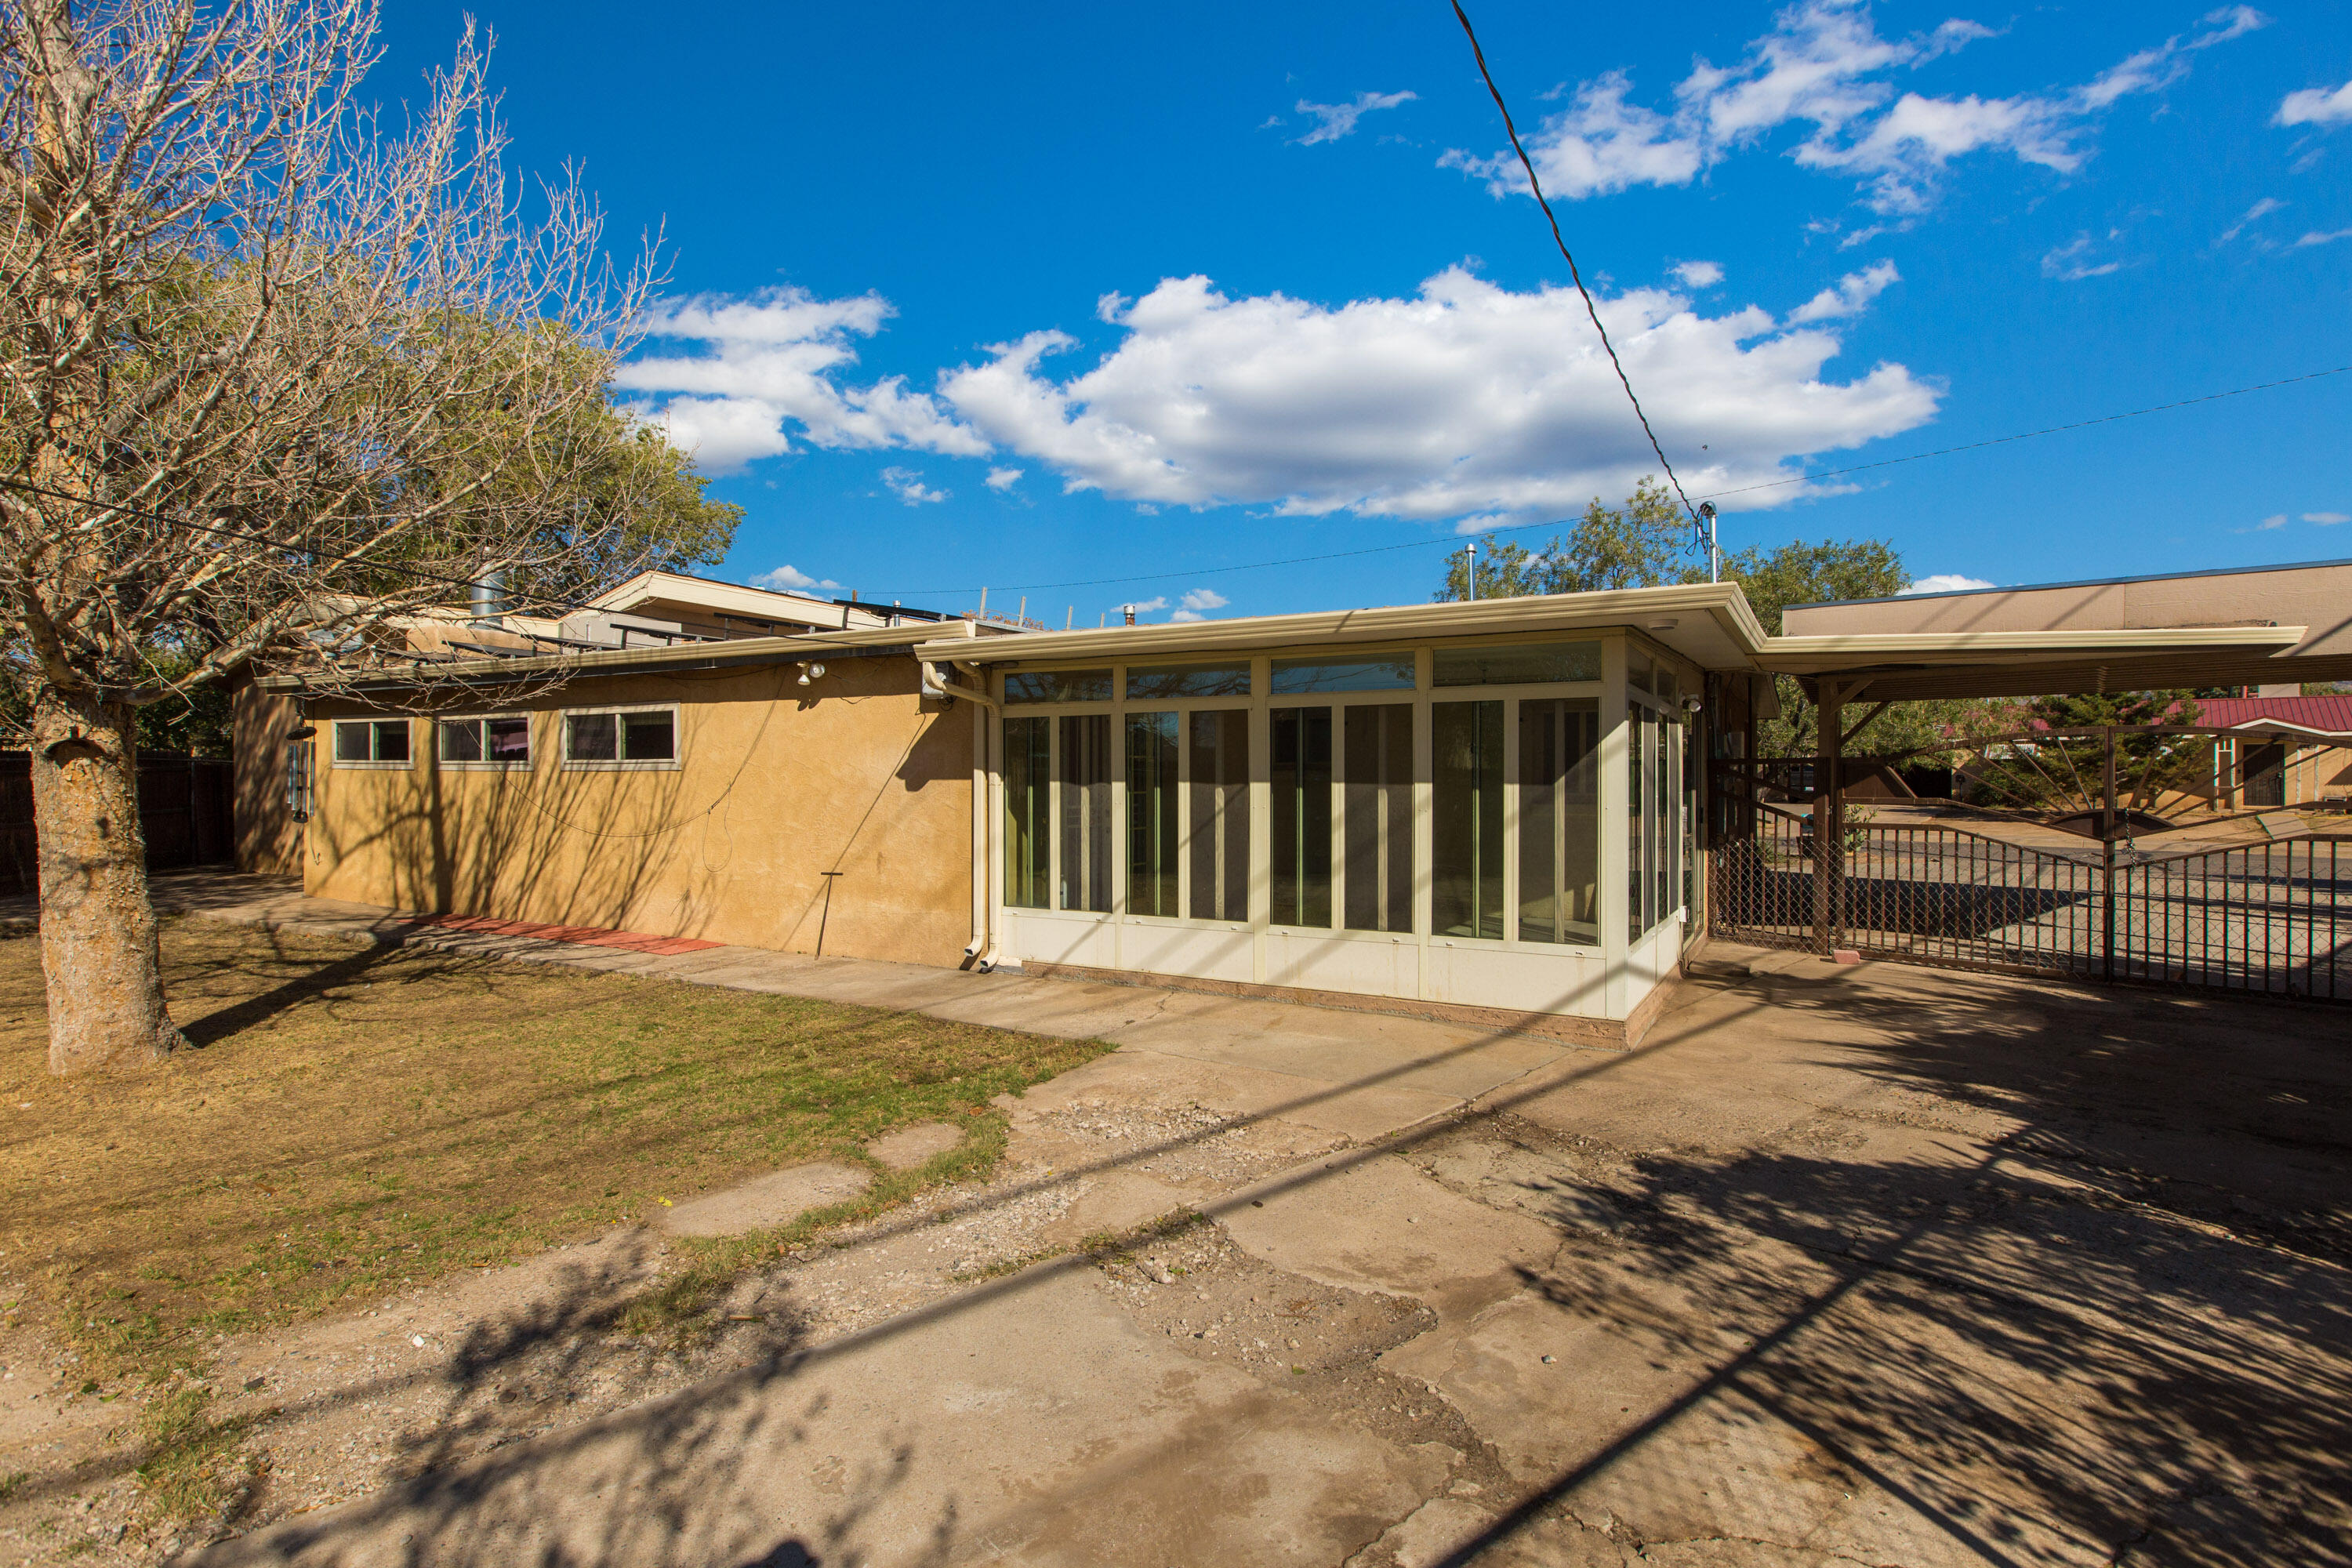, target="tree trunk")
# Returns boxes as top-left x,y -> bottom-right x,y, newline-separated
30,687 -> 184,1073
